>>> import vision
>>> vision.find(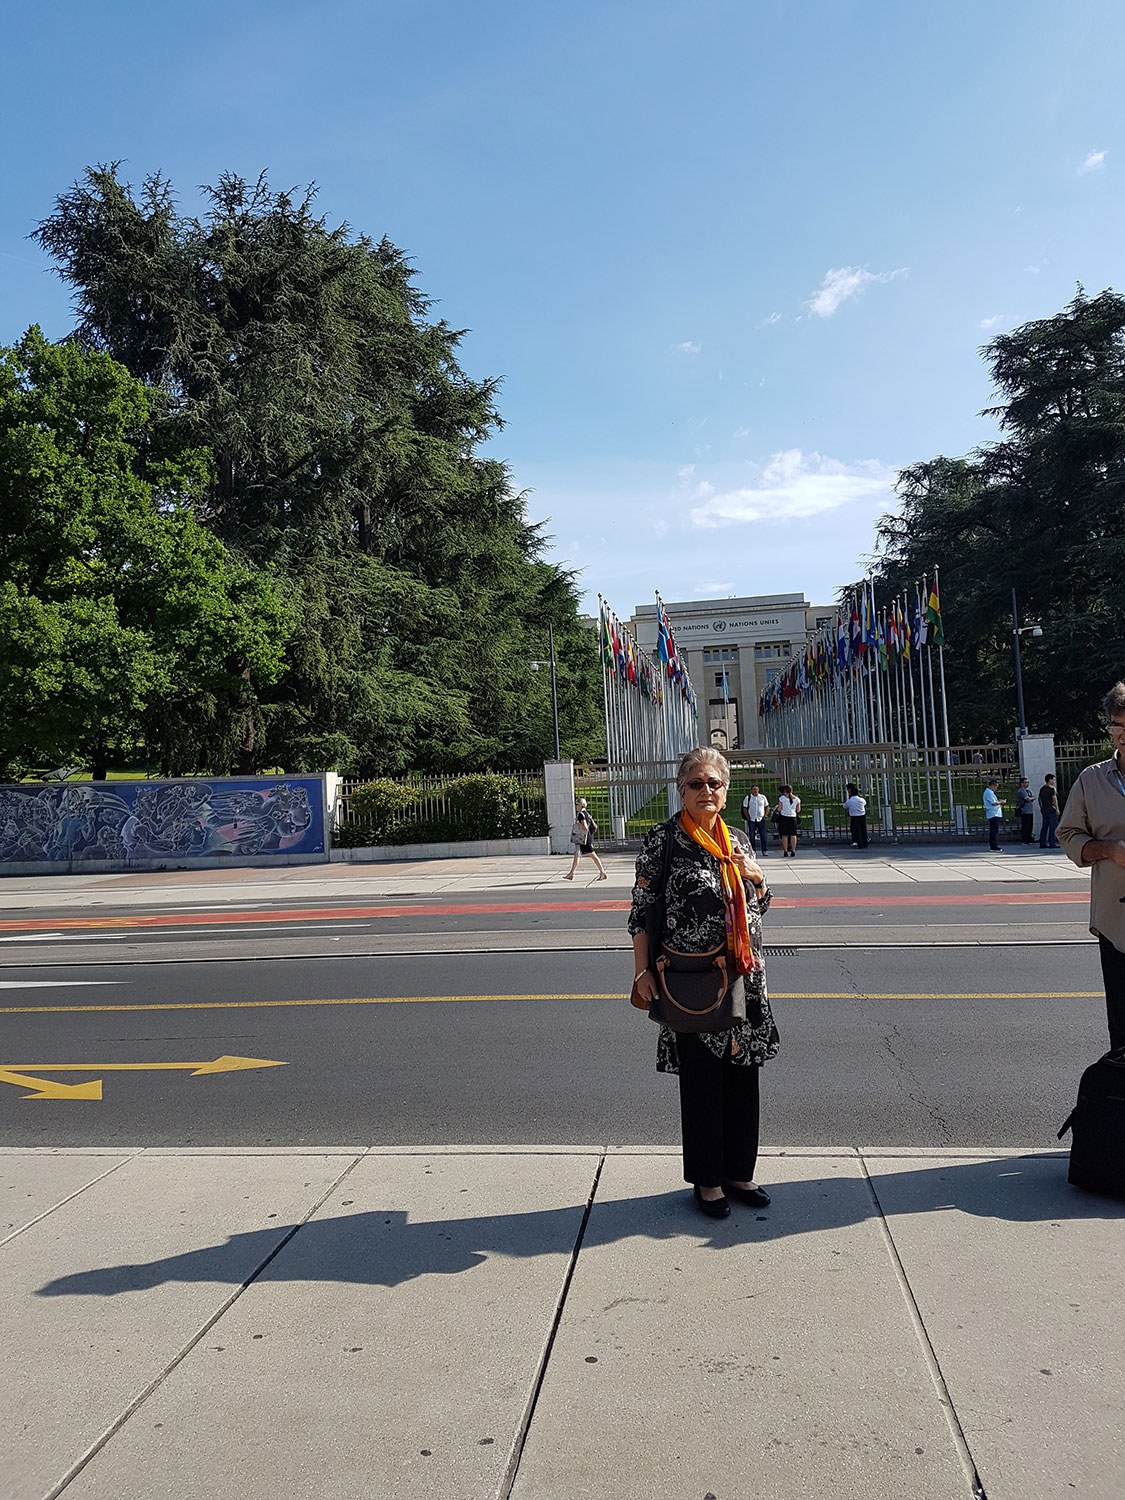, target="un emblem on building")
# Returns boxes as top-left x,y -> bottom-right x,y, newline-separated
712,620 -> 726,633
